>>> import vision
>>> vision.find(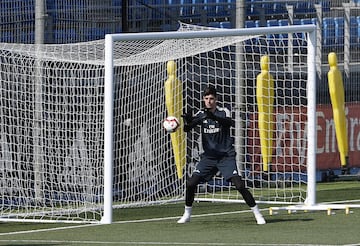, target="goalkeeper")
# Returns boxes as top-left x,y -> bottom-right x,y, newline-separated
178,85 -> 266,225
